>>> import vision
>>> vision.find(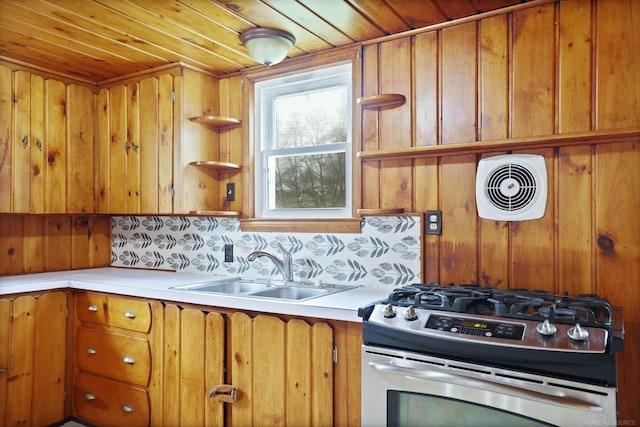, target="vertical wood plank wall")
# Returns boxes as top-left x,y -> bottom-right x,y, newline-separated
358,0 -> 639,421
